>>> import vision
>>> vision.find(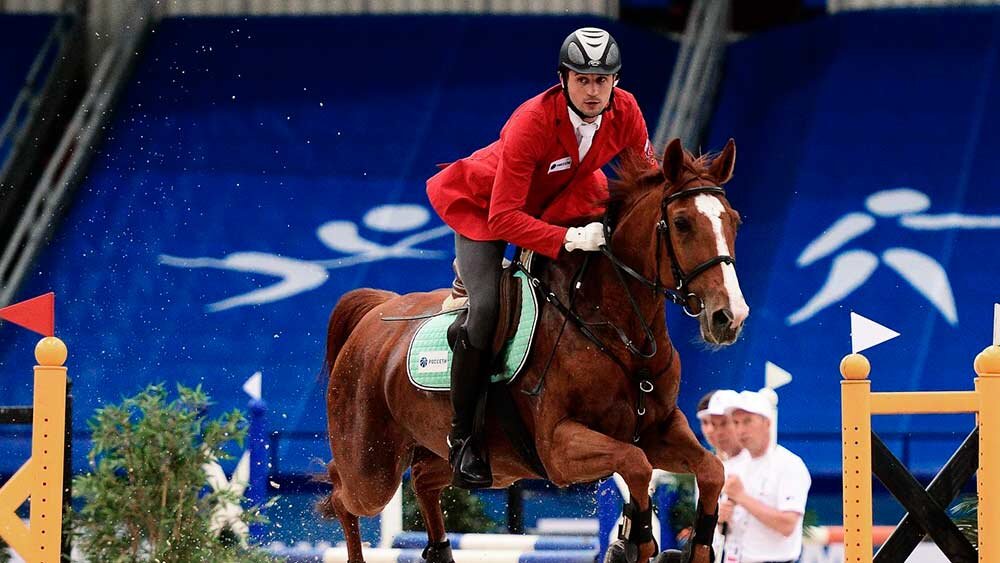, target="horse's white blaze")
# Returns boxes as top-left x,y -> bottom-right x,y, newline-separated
694,195 -> 749,327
